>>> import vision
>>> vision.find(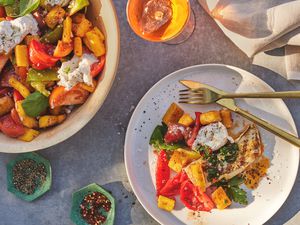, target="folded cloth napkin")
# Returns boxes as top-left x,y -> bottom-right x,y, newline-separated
198,0 -> 300,80
284,211 -> 300,225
